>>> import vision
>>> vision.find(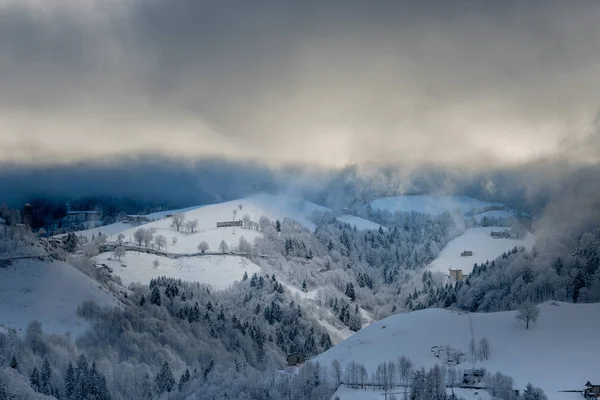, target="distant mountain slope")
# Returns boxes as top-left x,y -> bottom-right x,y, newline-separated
337,215 -> 385,231
0,259 -> 118,336
428,227 -> 536,275
368,195 -> 505,216
313,302 -> 599,399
